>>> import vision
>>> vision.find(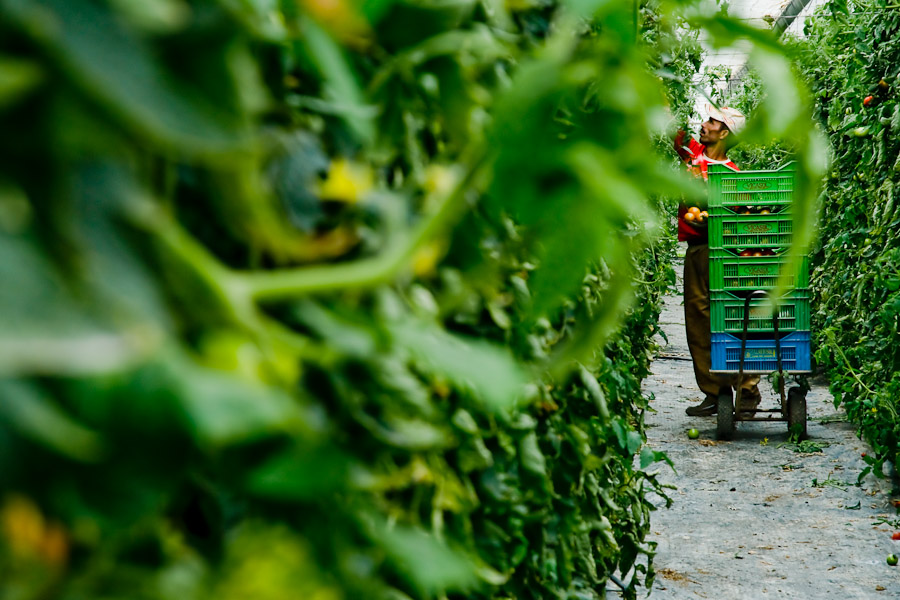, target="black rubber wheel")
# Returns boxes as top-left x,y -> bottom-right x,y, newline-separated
716,393 -> 734,440
787,387 -> 807,440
